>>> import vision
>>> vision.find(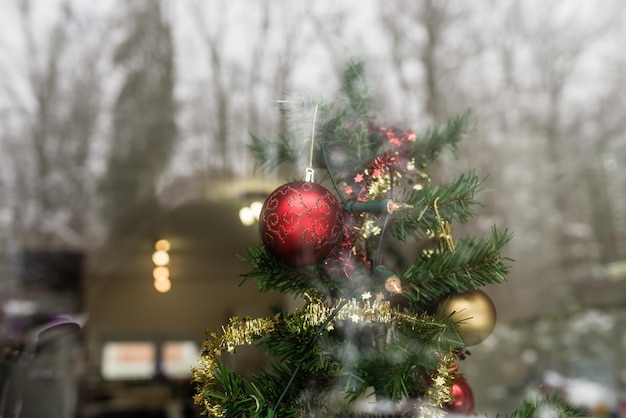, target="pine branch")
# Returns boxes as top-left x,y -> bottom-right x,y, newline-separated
390,170 -> 486,241
211,359 -> 331,417
412,110 -> 474,169
402,227 -> 513,304
319,114 -> 381,184
340,60 -> 373,117
198,299 -> 464,417
240,245 -> 369,299
259,310 -> 325,361
249,131 -> 300,172
496,393 -> 588,418
341,320 -> 459,402
239,246 -> 331,297
207,363 -> 275,417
